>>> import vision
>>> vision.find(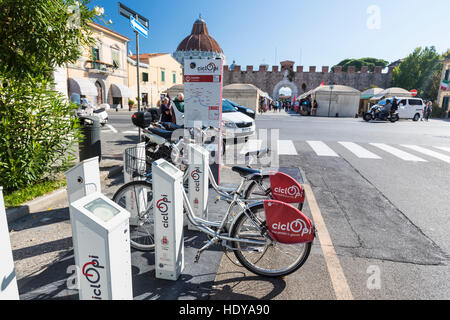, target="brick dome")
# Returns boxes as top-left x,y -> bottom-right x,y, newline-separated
176,18 -> 223,54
